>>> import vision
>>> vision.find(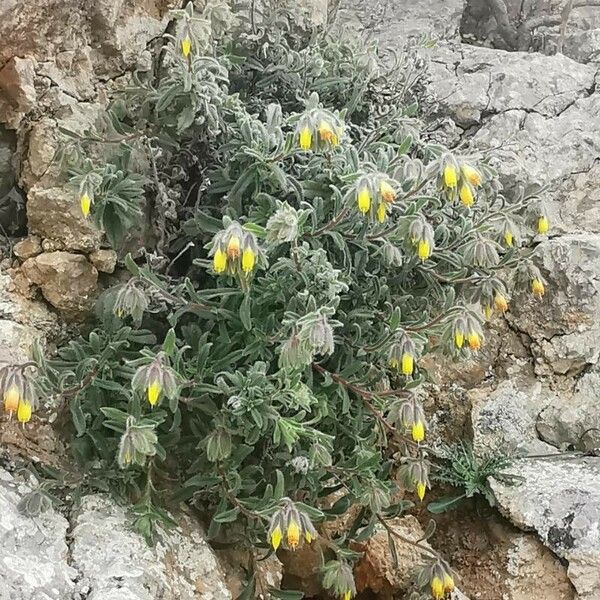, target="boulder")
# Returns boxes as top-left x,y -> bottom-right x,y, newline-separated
89,248 -> 118,273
